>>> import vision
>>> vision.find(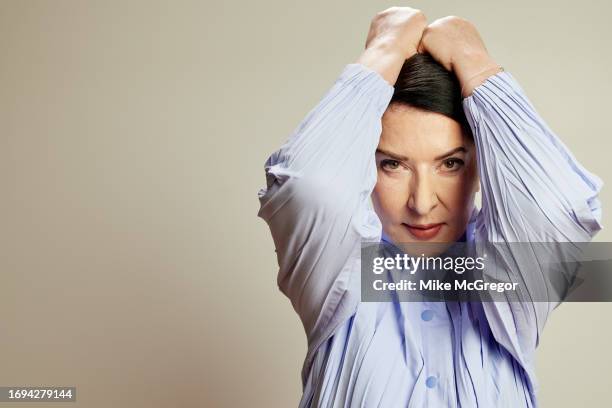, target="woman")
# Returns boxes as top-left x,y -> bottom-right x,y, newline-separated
257,7 -> 602,407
